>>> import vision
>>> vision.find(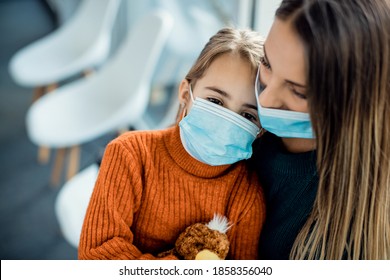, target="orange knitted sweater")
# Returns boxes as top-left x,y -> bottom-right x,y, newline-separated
78,125 -> 265,260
